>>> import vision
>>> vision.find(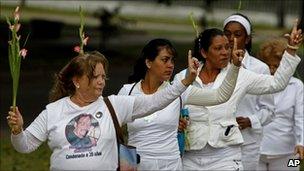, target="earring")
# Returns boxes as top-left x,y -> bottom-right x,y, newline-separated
75,84 -> 80,89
